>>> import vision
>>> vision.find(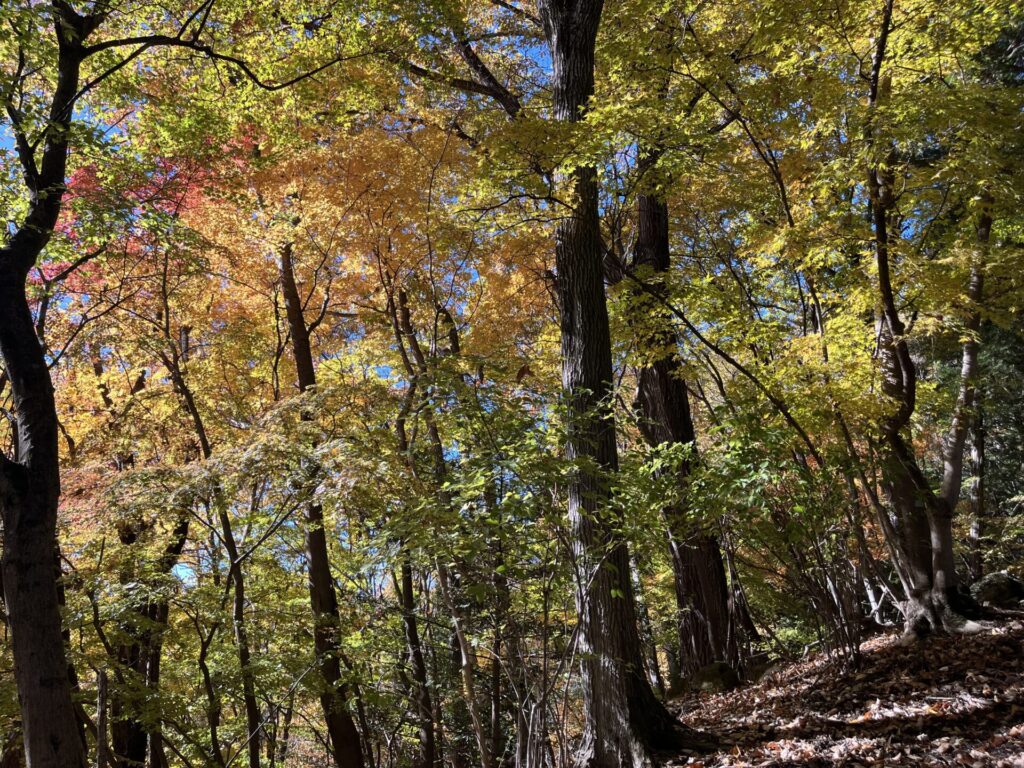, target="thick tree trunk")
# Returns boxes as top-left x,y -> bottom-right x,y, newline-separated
669,536 -> 733,674
534,2 -> 709,764
628,188 -> 735,676
279,239 -> 364,768
0,273 -> 87,768
0,9 -> 93,766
